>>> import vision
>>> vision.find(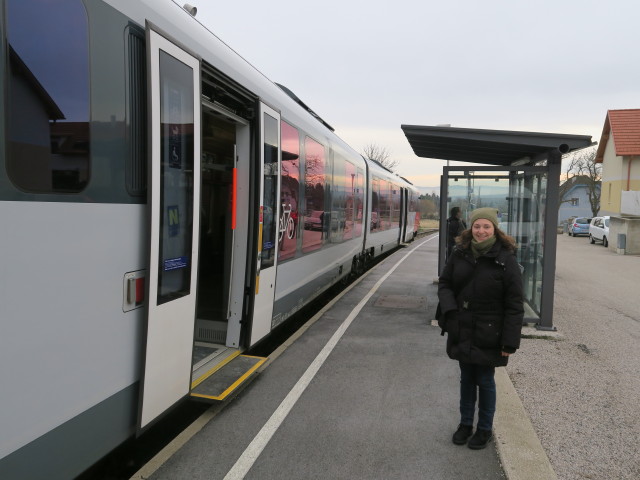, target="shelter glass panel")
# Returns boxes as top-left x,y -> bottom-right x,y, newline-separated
444,170 -> 547,321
